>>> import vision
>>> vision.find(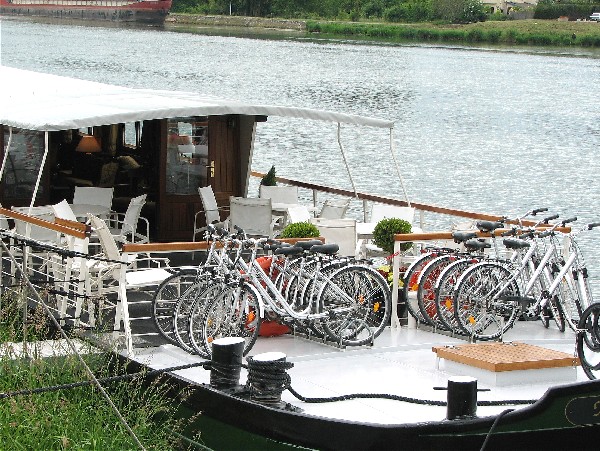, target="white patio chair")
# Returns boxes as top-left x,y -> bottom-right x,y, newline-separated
318,198 -> 350,219
51,199 -> 78,222
311,218 -> 358,258
193,185 -> 230,242
363,204 -> 421,258
229,196 -> 281,238
73,186 -> 114,212
11,206 -> 61,275
88,215 -> 171,334
108,194 -> 149,244
286,205 -> 312,224
259,185 -> 298,204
